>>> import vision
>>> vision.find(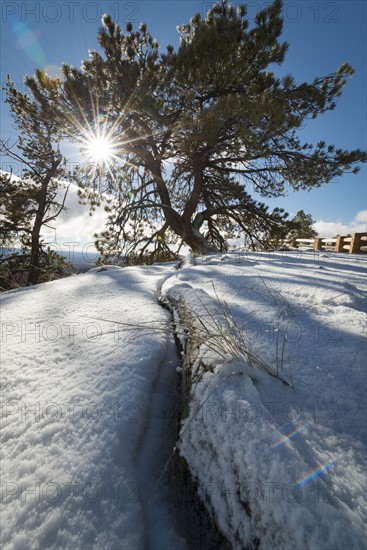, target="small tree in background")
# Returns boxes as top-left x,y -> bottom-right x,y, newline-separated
0,75 -> 73,288
288,210 -> 318,242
